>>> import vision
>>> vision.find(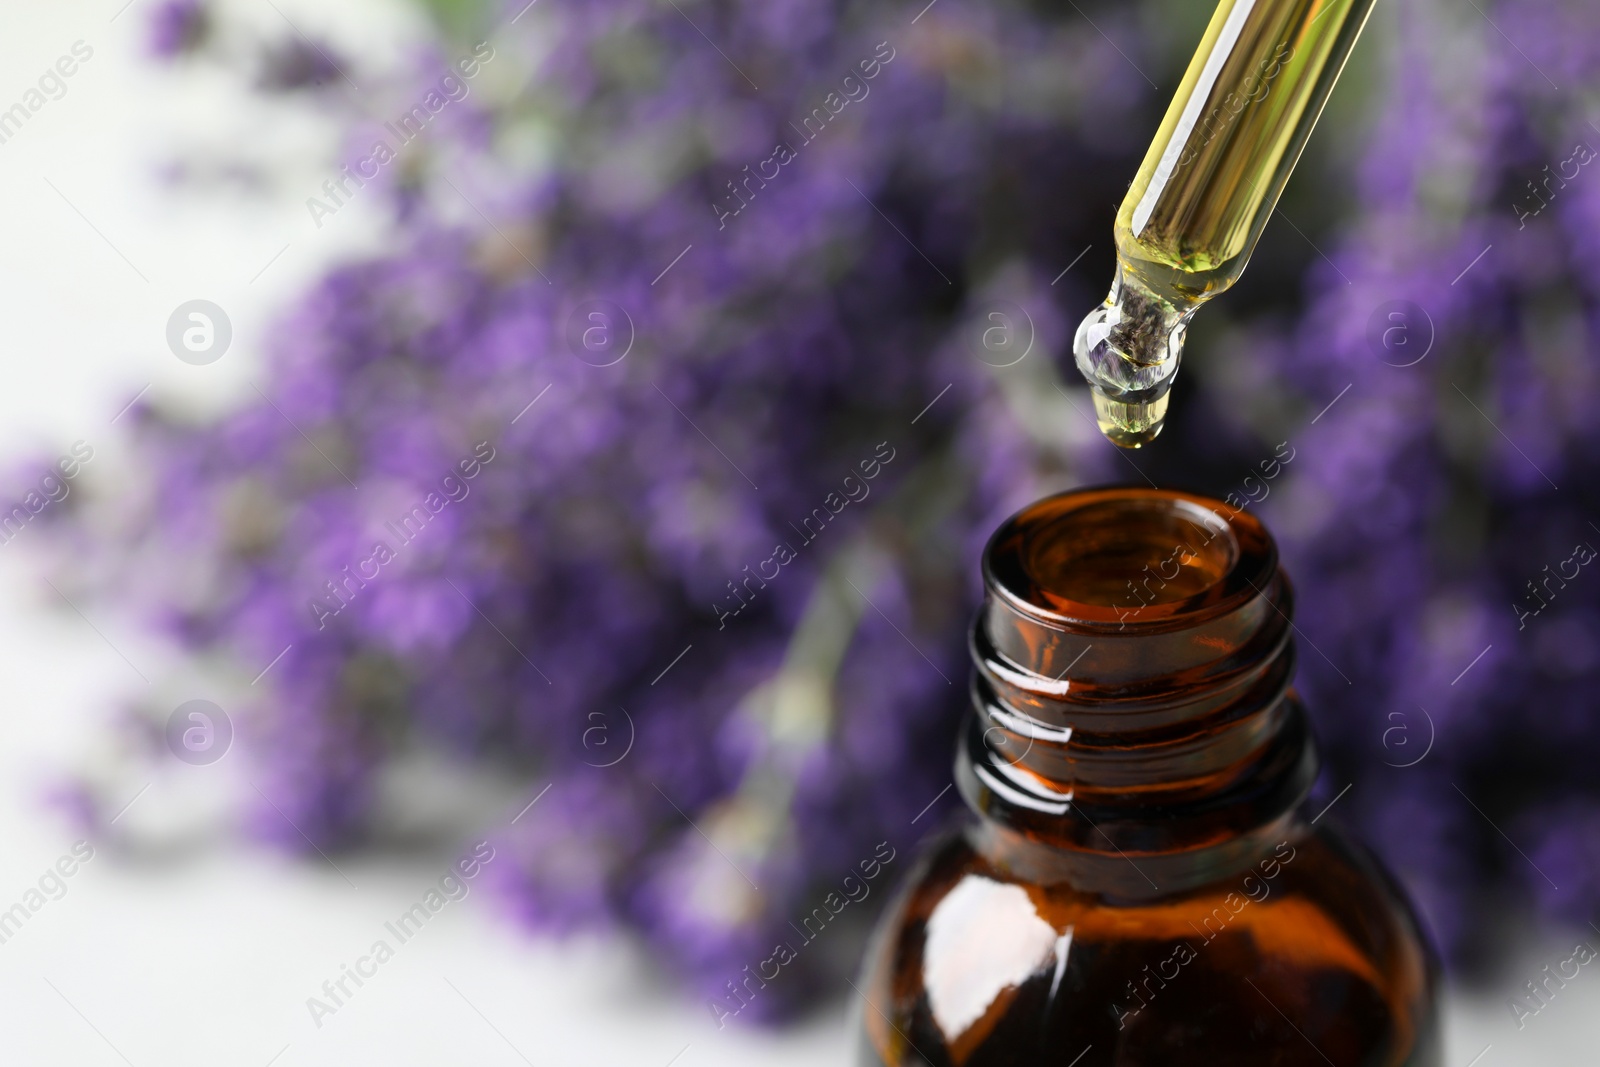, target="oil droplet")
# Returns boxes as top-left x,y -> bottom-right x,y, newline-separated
1091,387 -> 1169,448
1073,271 -> 1184,449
